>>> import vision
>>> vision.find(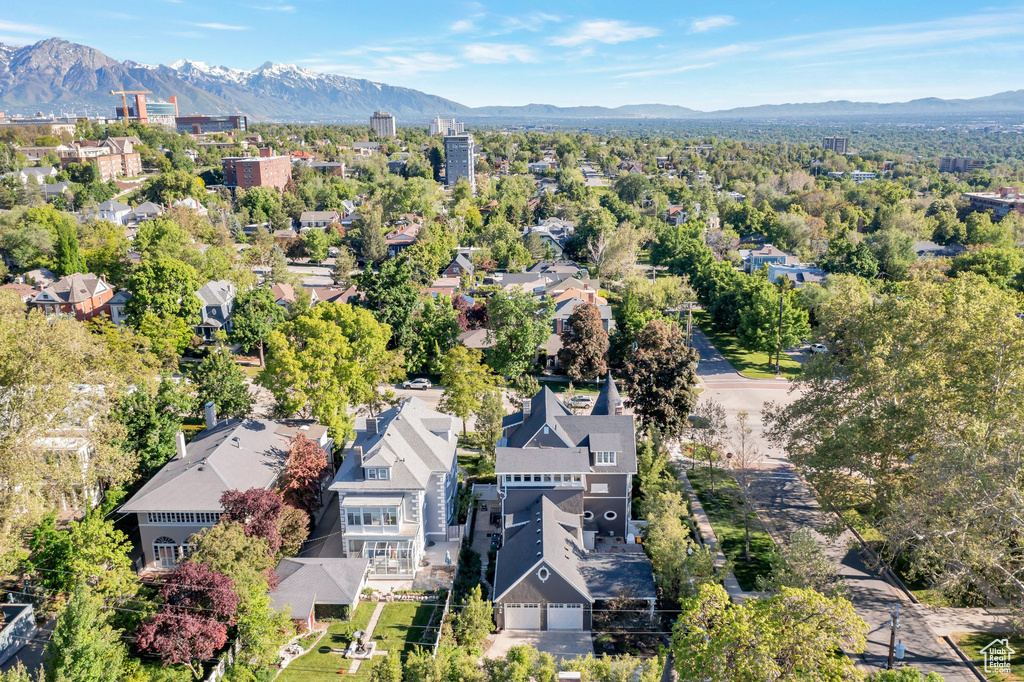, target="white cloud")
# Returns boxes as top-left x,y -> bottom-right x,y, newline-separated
0,20 -> 58,36
190,22 -> 250,31
254,4 -> 296,11
689,15 -> 736,33
500,12 -> 561,32
463,42 -> 537,64
551,20 -> 659,47
450,19 -> 475,32
615,62 -> 716,79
